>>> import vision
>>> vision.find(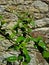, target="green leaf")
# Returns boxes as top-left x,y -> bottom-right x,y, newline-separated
30,20 -> 35,27
36,36 -> 43,42
38,40 -> 46,50
13,21 -> 20,31
18,55 -> 23,61
22,18 -> 31,24
0,36 -> 4,40
0,15 -> 3,19
1,22 -> 5,25
7,56 -> 17,62
23,24 -> 28,28
20,27 -> 26,31
27,28 -> 32,33
22,62 -> 28,65
23,48 -> 31,63
19,42 -> 27,48
23,48 -> 28,55
24,54 -> 31,63
31,36 -> 43,43
24,37 -> 30,43
42,51 -> 49,58
30,37 -> 37,42
10,33 -> 15,39
34,44 -> 38,49
26,18 -> 31,22
14,46 -> 20,50
16,36 -> 25,43
17,19 -> 22,23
